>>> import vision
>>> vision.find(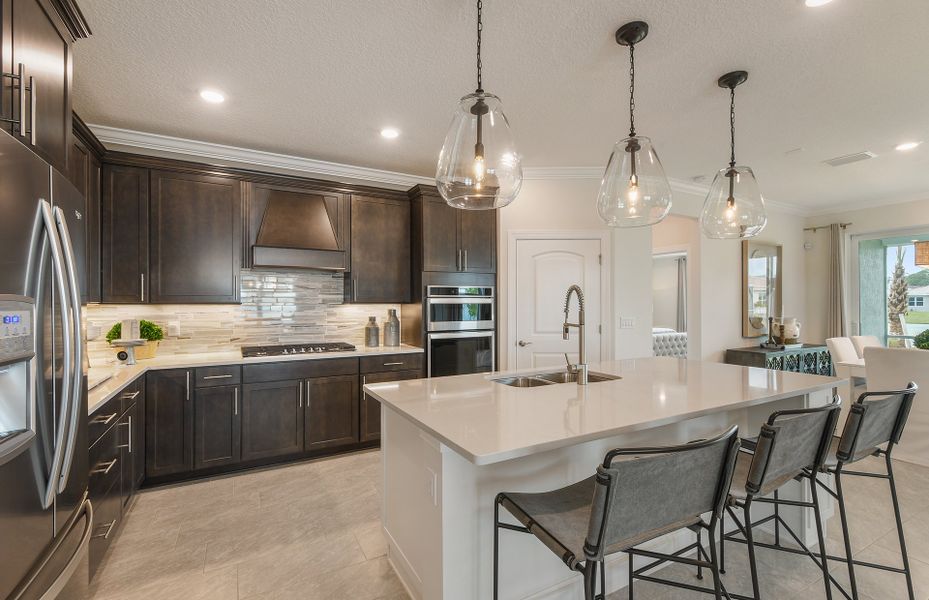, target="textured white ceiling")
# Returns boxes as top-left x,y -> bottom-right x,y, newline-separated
73,0 -> 929,214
